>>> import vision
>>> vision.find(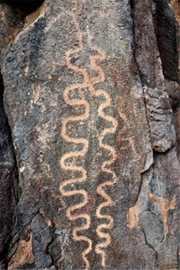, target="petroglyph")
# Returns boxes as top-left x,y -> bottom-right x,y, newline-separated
59,2 -> 118,268
88,30 -> 118,267
148,192 -> 176,238
95,89 -> 118,266
59,4 -> 93,270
